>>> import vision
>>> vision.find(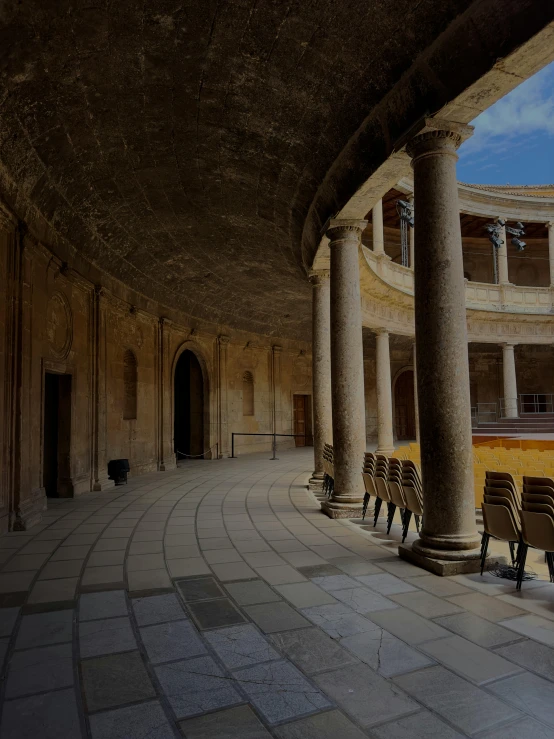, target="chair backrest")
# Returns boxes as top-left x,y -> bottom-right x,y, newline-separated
522,493 -> 554,507
482,502 -> 520,543
483,494 -> 520,526
403,485 -> 423,516
362,472 -> 376,496
523,484 -> 554,498
374,476 -> 391,502
486,471 -> 517,486
521,510 -> 554,552
522,500 -> 554,518
388,480 -> 406,508
523,476 -> 554,487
